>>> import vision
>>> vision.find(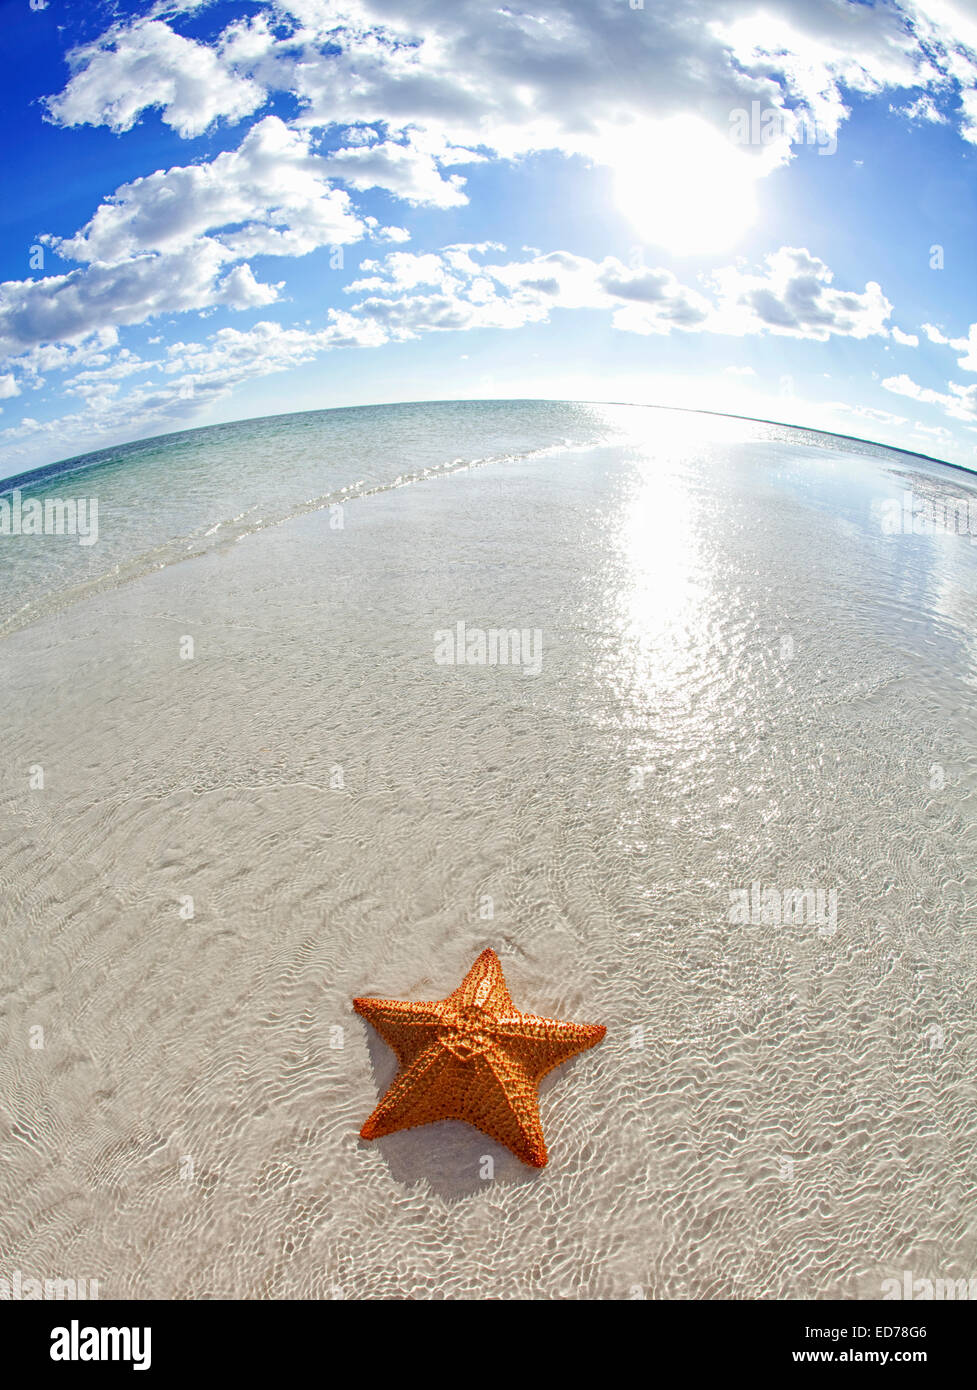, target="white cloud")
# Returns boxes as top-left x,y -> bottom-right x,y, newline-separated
62,349 -> 151,394
0,374 -> 21,399
339,243 -> 893,346
951,323 -> 977,372
905,0 -> 977,144
343,246 -> 714,339
892,94 -> 948,124
921,320 -> 972,354
6,237 -> 897,400
1,313 -> 387,456
6,329 -> 122,384
349,251 -> 463,295
827,400 -> 908,427
0,244 -> 278,359
891,326 -> 920,346
320,134 -> 481,208
0,118 -> 399,364
709,248 -> 893,340
39,0 -> 972,258
56,117 -> 368,264
44,17 -> 265,138
882,371 -> 977,420
163,315 -> 384,385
